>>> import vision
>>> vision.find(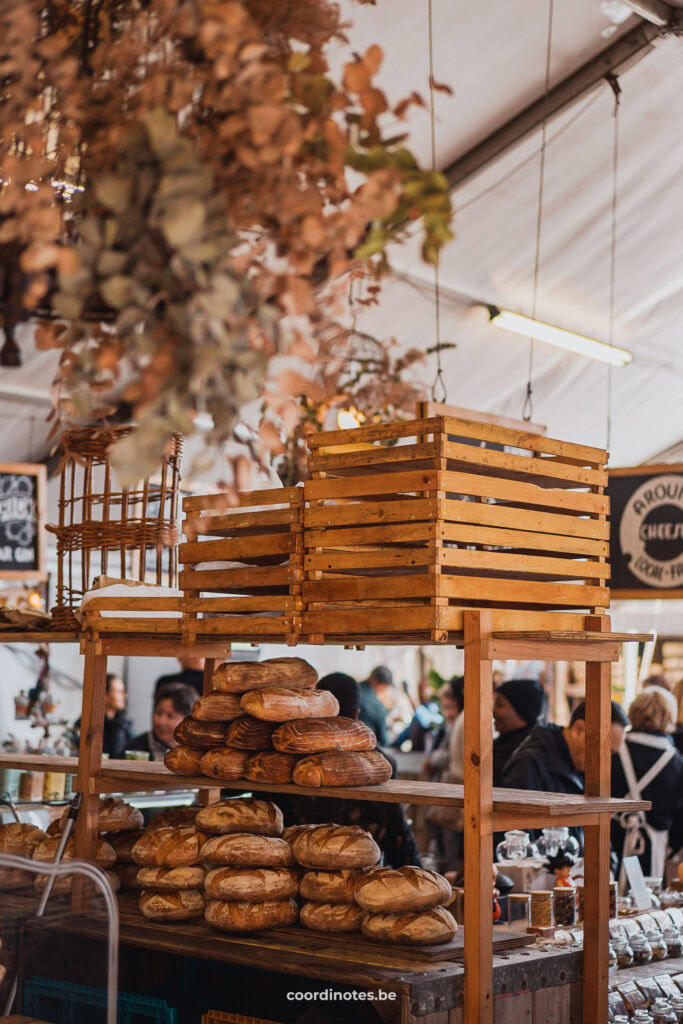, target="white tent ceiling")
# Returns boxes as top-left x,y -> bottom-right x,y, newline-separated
0,1 -> 681,470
